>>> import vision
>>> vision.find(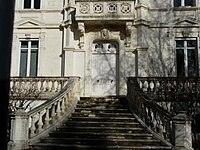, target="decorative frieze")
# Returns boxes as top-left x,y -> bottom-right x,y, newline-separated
76,1 -> 135,20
